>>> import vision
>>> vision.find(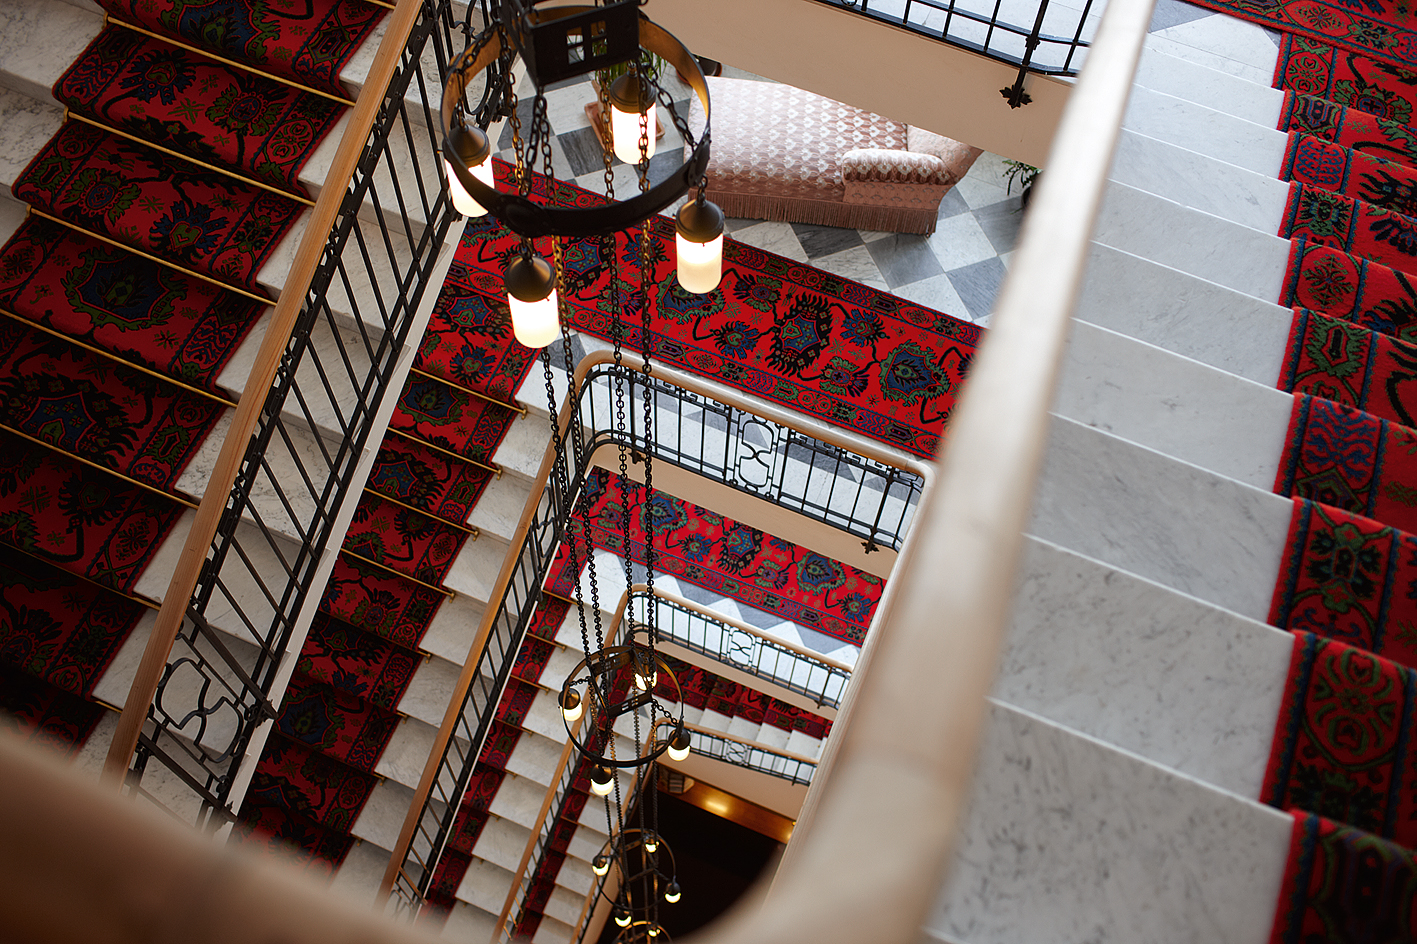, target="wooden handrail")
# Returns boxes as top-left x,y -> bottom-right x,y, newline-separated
694,1 -> 1156,943
102,0 -> 429,785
